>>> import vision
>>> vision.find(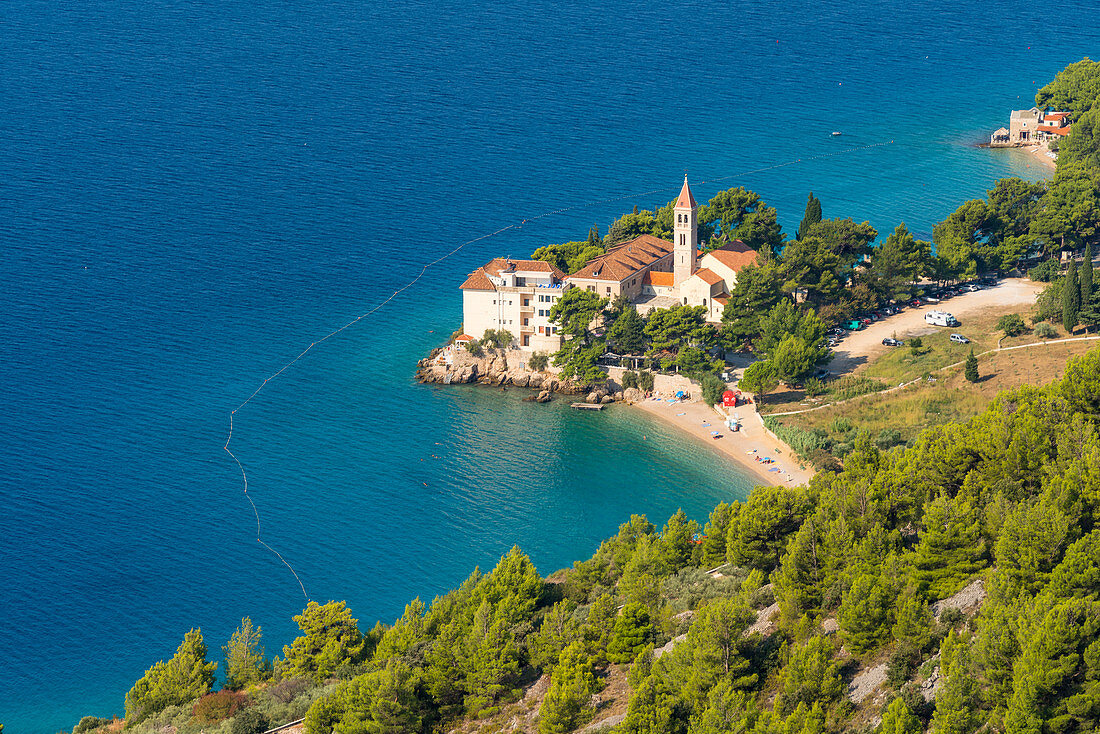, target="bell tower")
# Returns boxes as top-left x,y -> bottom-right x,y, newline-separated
673,175 -> 697,287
